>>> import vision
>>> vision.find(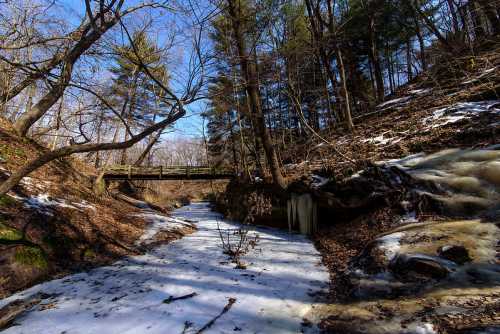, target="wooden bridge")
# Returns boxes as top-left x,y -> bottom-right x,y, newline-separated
103,165 -> 234,181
